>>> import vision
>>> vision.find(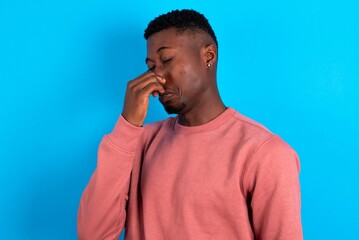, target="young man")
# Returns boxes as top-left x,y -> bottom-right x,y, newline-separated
78,9 -> 303,240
